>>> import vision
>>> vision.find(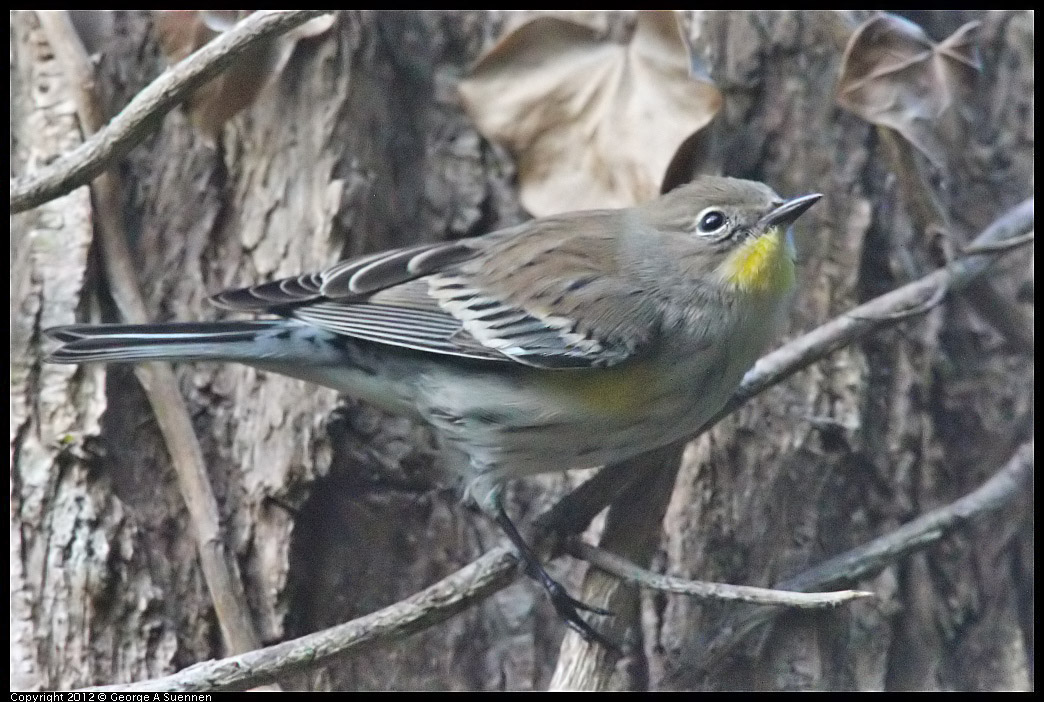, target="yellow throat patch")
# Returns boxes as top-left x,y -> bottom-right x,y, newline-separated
719,228 -> 795,295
